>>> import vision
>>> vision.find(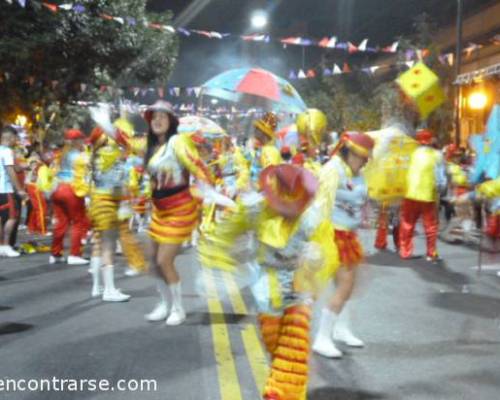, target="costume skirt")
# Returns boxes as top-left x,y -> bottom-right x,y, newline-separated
333,229 -> 363,268
148,189 -> 200,244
